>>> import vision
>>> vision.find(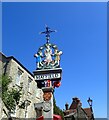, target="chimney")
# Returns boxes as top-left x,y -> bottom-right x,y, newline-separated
65,103 -> 69,110
72,97 -> 80,104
